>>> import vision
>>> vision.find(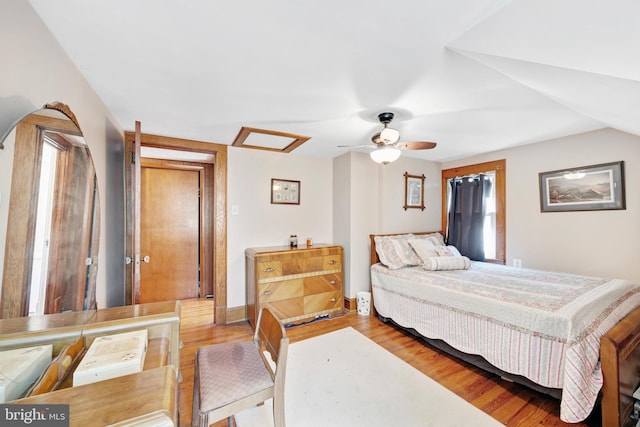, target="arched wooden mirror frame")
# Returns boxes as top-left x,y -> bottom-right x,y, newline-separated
0,102 -> 100,318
